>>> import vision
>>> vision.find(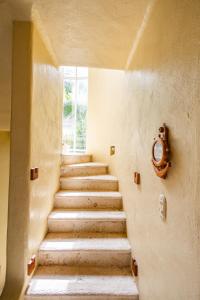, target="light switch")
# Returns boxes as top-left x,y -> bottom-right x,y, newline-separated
159,194 -> 167,221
